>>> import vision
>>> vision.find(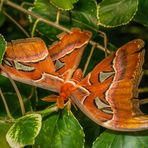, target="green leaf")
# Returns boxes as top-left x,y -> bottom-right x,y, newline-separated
29,0 -> 62,43
92,130 -> 148,148
73,110 -> 101,148
69,0 -> 98,29
0,121 -> 11,148
134,0 -> 148,27
0,75 -> 36,98
29,0 -> 98,43
50,0 -> 79,10
0,93 -> 32,117
97,0 -> 139,27
34,109 -> 84,148
0,34 -> 7,64
6,114 -> 42,148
